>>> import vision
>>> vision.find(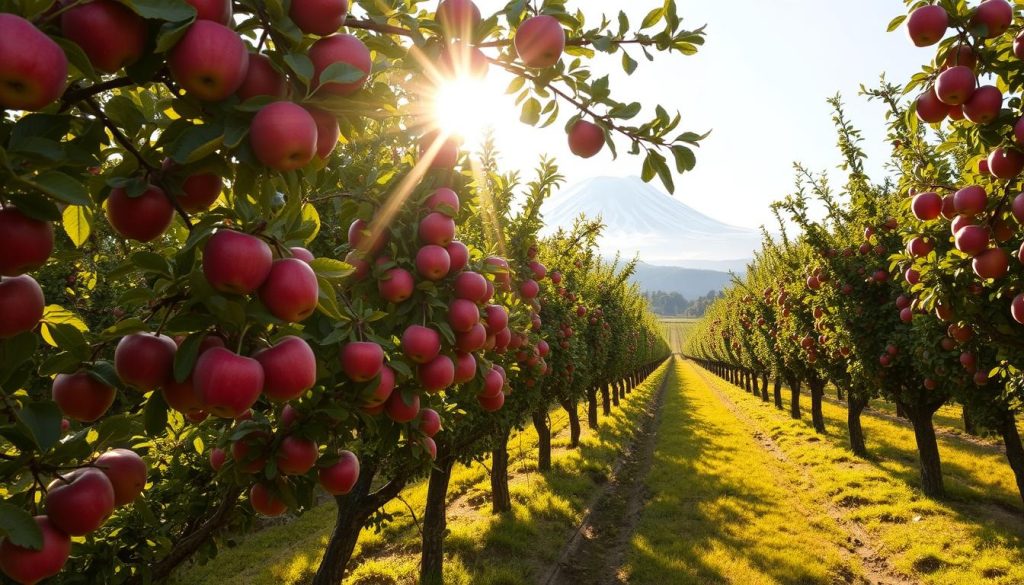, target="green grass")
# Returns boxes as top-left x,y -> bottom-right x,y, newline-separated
173,363 -> 672,585
694,361 -> 1024,584
661,318 -> 697,353
624,357 -> 858,584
